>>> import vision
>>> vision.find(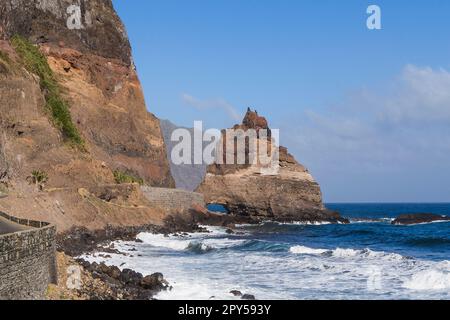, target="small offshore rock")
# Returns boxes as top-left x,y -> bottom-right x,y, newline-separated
230,290 -> 242,297
392,213 -> 450,225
